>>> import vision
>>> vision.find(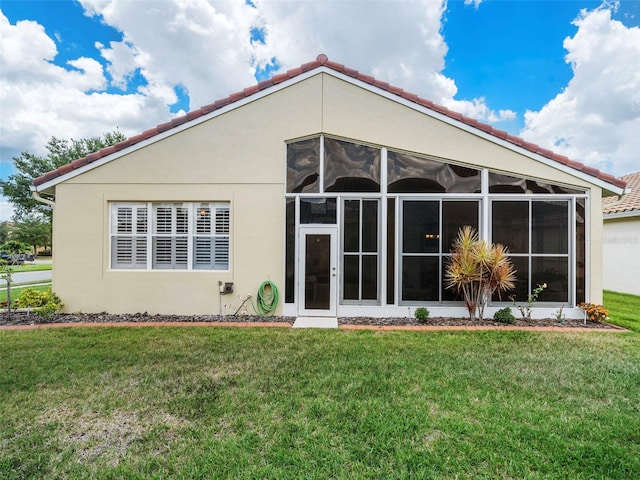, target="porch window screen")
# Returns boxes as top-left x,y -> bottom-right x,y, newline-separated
400,200 -> 480,303
492,200 -> 570,303
342,199 -> 379,302
111,202 -> 230,270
